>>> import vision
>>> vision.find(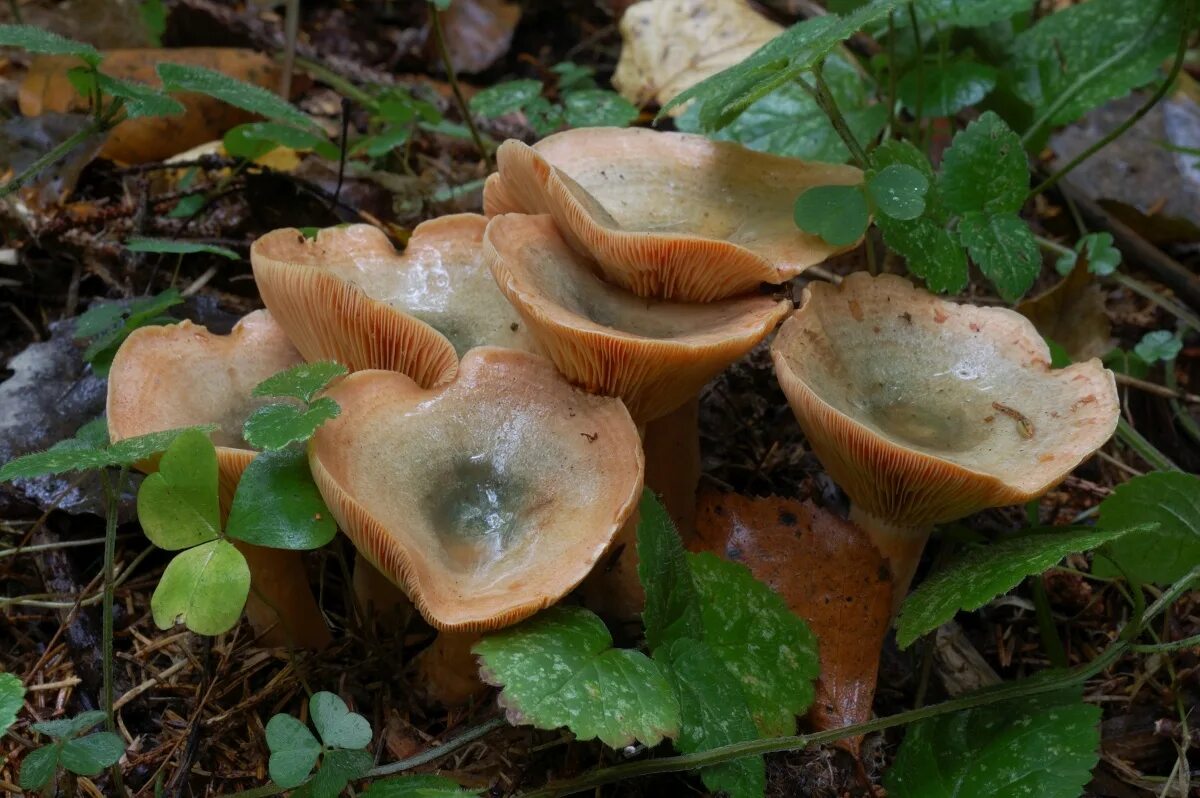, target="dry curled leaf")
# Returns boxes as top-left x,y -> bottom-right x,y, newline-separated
692,491 -> 891,754
1016,258 -> 1112,363
20,48 -> 289,163
612,0 -> 782,113
426,0 -> 521,75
